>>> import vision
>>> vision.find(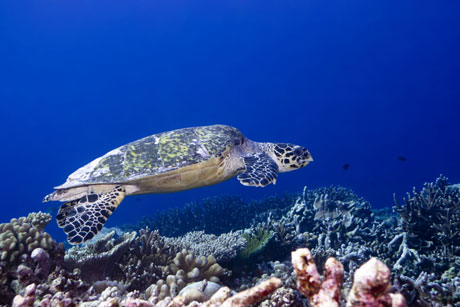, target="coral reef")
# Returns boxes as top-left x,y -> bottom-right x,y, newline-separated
3,176 -> 460,306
